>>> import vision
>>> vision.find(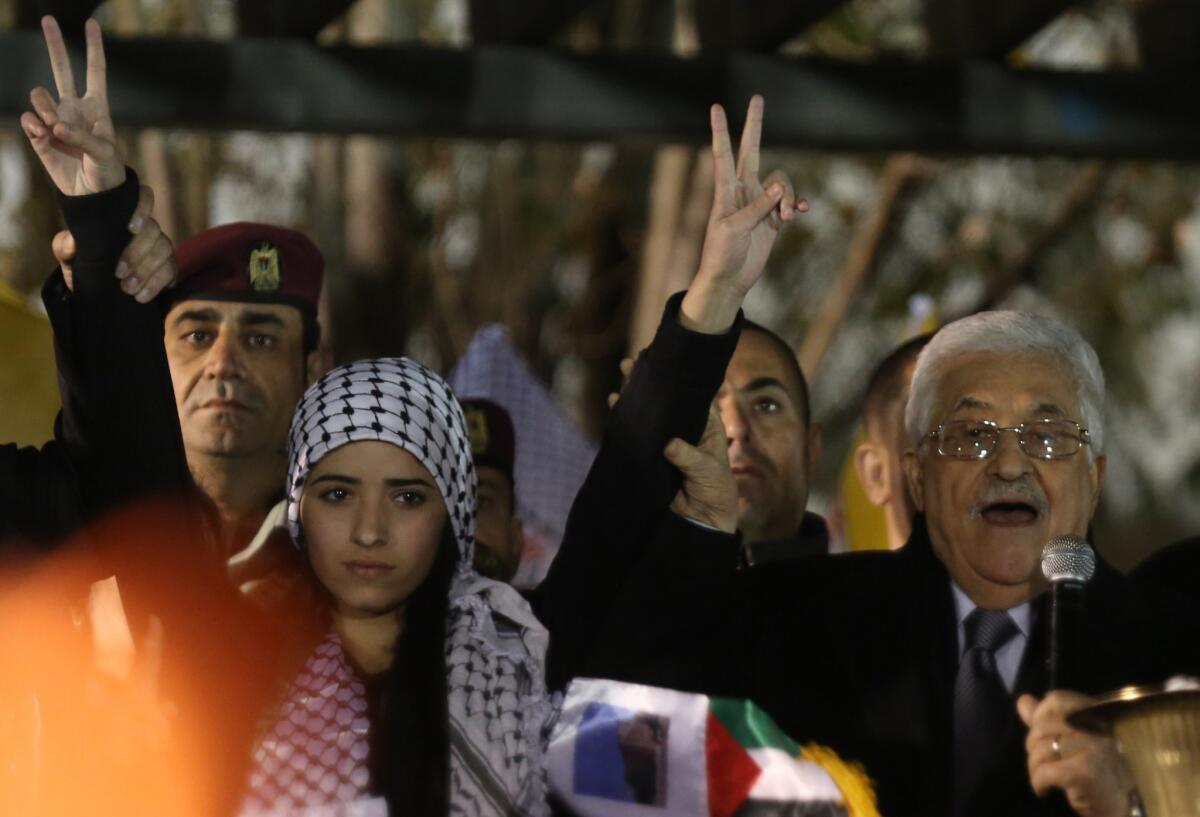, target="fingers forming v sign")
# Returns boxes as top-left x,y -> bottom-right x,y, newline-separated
19,17 -> 125,196
698,95 -> 807,296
